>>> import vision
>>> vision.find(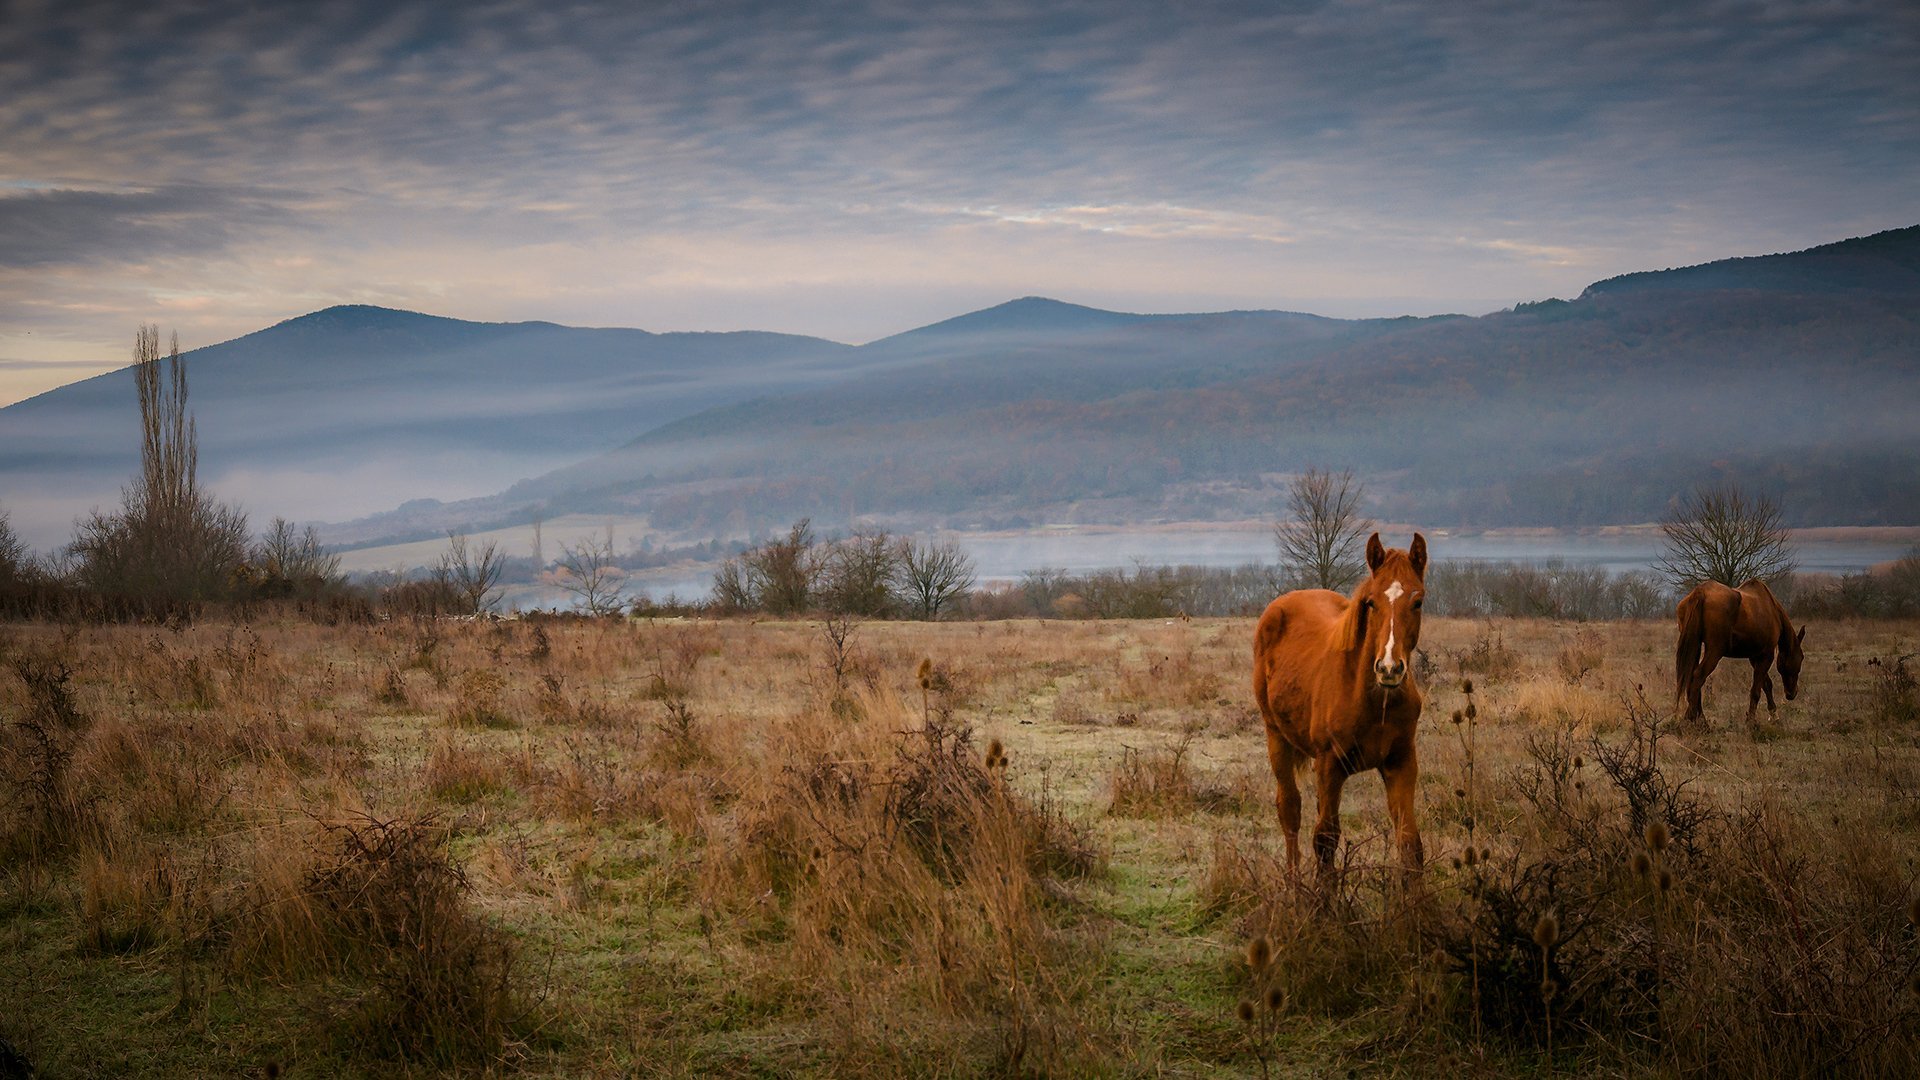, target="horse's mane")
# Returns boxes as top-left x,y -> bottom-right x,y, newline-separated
1337,590 -> 1366,653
